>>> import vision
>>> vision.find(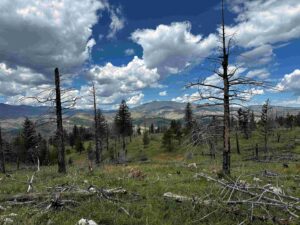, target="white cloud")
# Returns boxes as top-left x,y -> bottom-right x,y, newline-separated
172,92 -> 199,103
124,48 -> 135,56
0,0 -> 104,77
84,57 -> 160,106
246,69 -> 270,79
159,91 -> 167,96
127,93 -> 144,105
107,6 -> 125,39
227,0 -> 300,48
238,45 -> 274,66
131,22 -> 218,76
276,69 -> 300,94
